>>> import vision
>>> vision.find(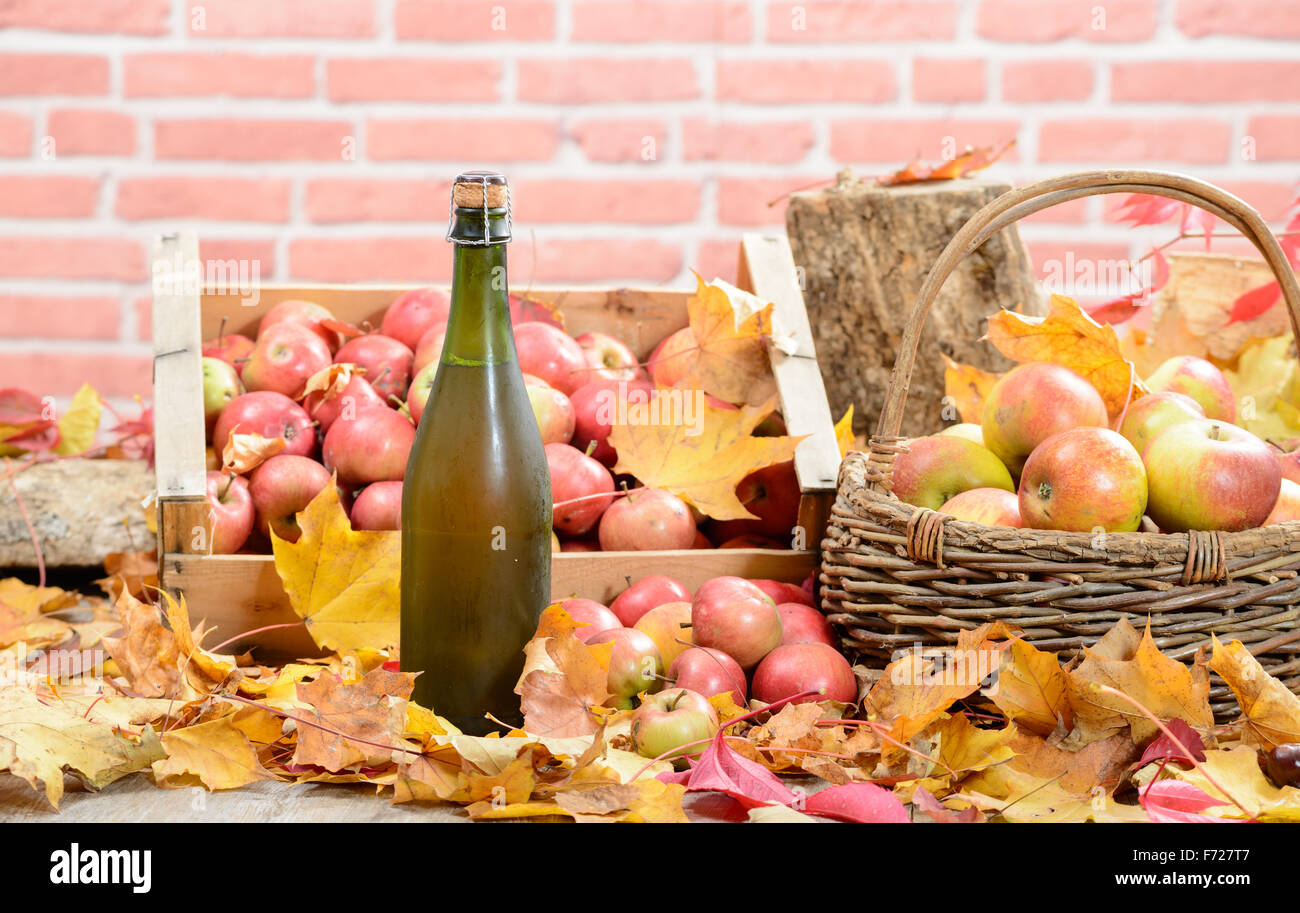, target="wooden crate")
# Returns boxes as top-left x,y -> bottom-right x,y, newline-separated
152,233 -> 841,656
